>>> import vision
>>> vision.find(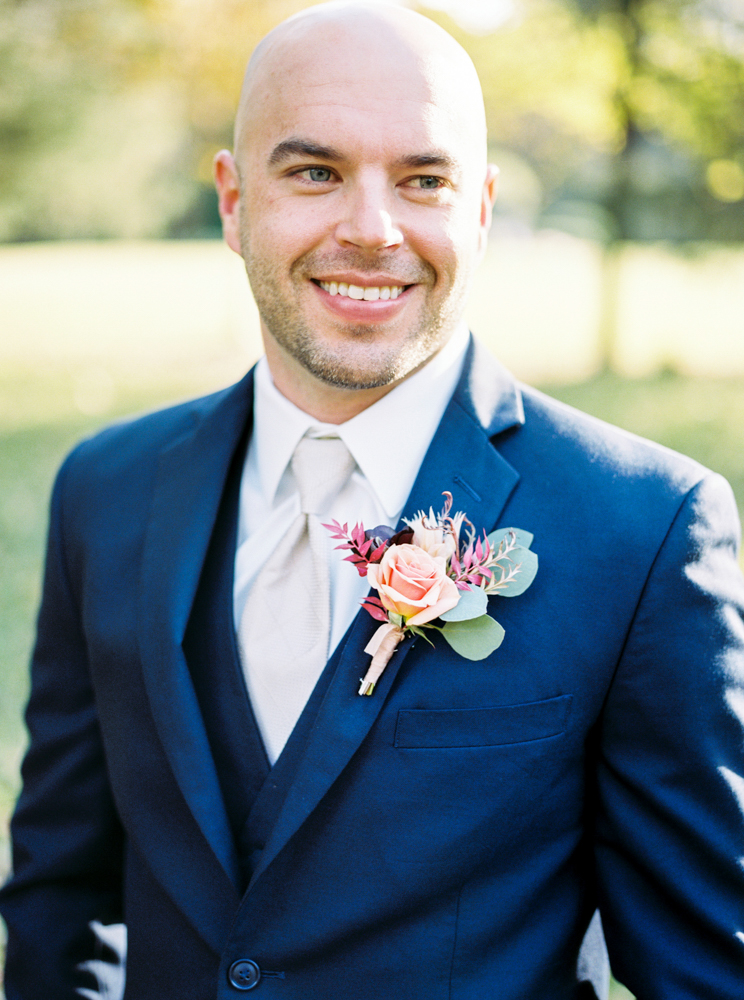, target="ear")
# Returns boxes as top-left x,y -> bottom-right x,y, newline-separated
477,163 -> 499,256
214,150 -> 243,256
